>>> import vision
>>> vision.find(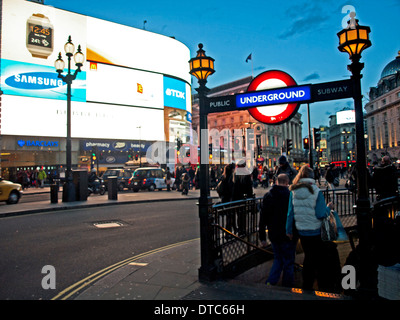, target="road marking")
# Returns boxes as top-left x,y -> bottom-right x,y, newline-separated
128,262 -> 148,266
51,238 -> 199,300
